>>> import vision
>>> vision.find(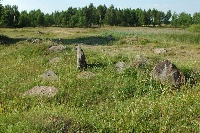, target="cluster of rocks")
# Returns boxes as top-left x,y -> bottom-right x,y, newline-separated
26,38 -> 63,44
23,43 -> 67,97
23,36 -> 188,97
23,45 -> 95,97
114,54 -> 185,88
